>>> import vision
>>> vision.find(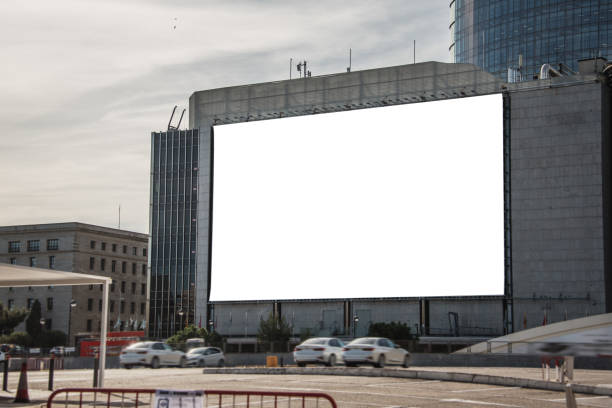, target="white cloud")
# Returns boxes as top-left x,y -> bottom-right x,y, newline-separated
0,0 -> 450,233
